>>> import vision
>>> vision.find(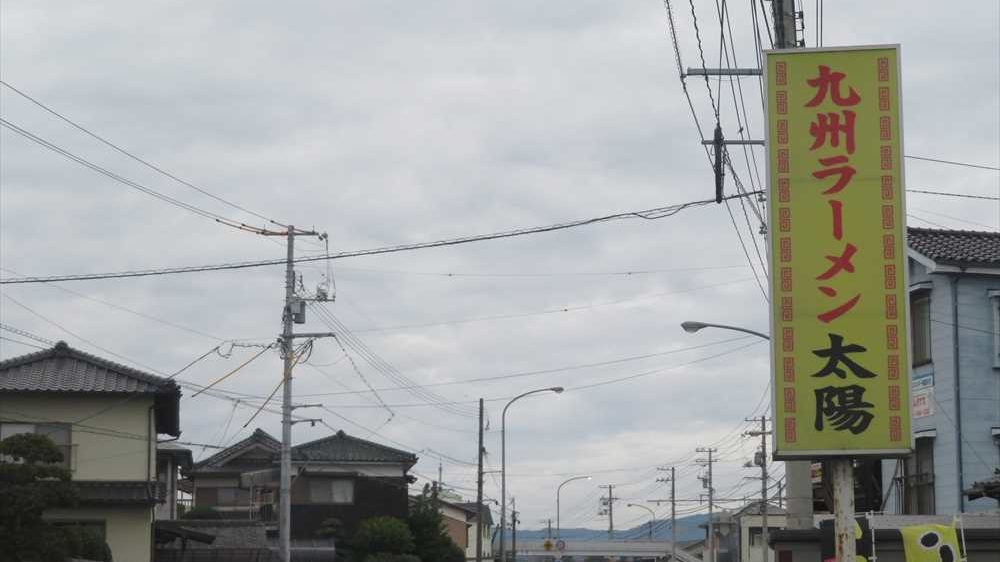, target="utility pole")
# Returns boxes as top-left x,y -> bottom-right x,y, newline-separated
652,466 -> 677,560
768,0 -> 816,539
475,399 -> 485,562
271,225 -> 333,562
746,417 -> 770,562
696,448 -> 717,562
599,484 -> 617,540
510,497 -> 518,562
546,519 -> 553,539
